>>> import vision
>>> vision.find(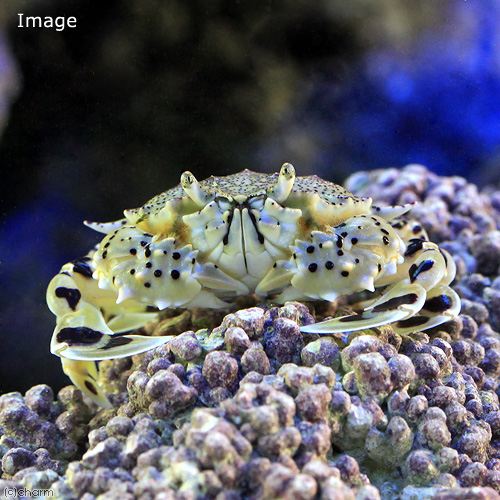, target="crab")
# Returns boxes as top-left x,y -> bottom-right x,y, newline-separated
47,164 -> 460,407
